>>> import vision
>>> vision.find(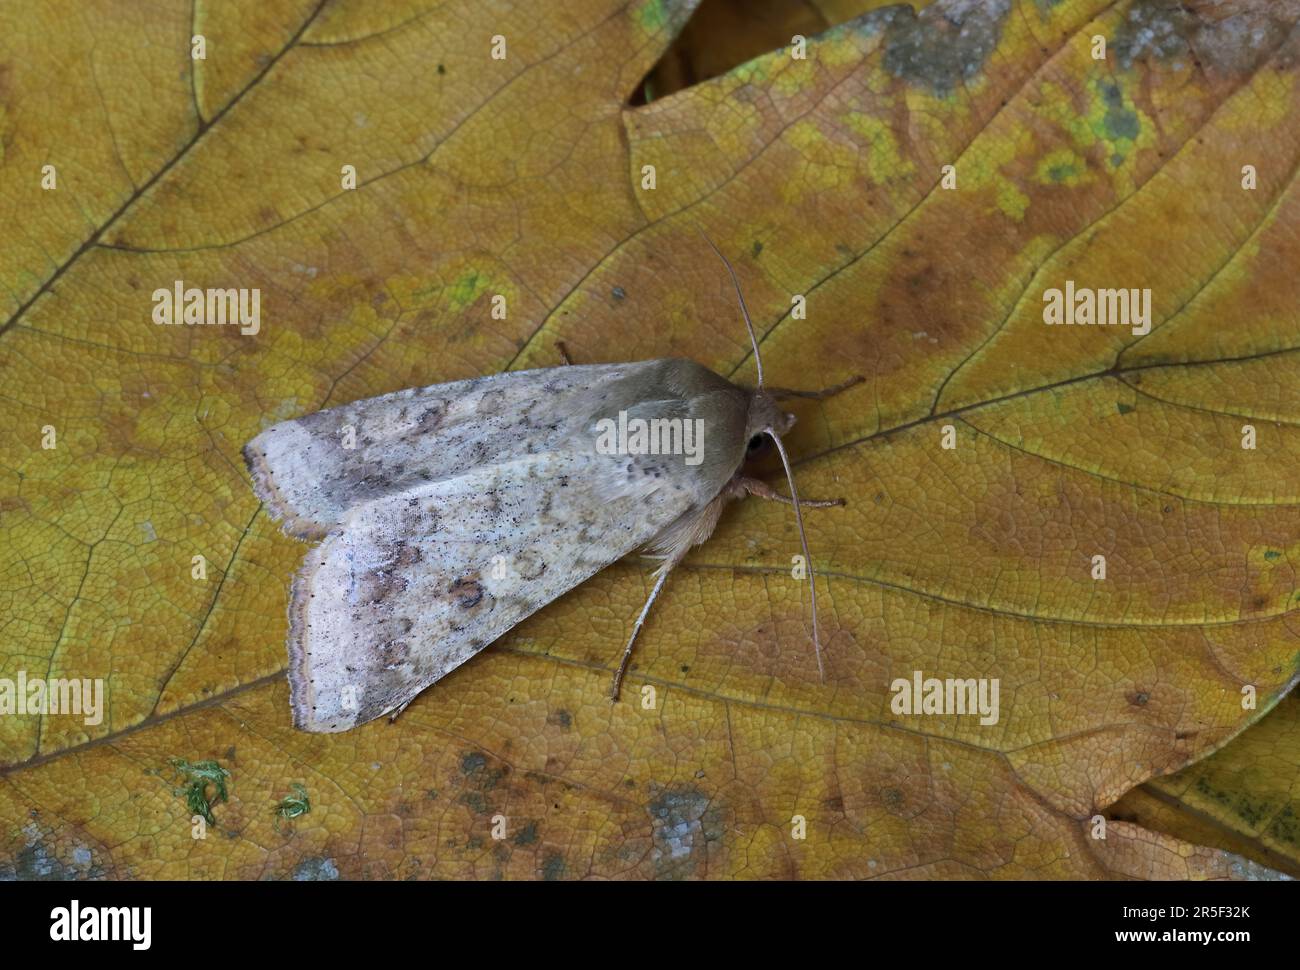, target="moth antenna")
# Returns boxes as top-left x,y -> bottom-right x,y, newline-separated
699,230 -> 764,388
764,429 -> 825,682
